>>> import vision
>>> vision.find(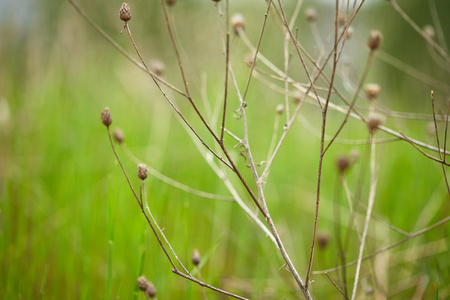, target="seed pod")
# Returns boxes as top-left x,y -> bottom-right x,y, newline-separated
367,113 -> 385,133
113,128 -> 125,144
367,30 -> 382,51
137,164 -> 148,180
166,0 -> 176,6
146,282 -> 157,298
317,232 -> 329,249
150,60 -> 165,77
336,155 -> 350,174
292,91 -> 302,104
101,107 -> 112,127
231,13 -> 245,33
305,8 -> 317,23
423,25 -> 435,39
365,83 -> 381,101
137,276 -> 150,292
276,104 -> 284,115
191,249 -> 201,266
119,3 -> 131,23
